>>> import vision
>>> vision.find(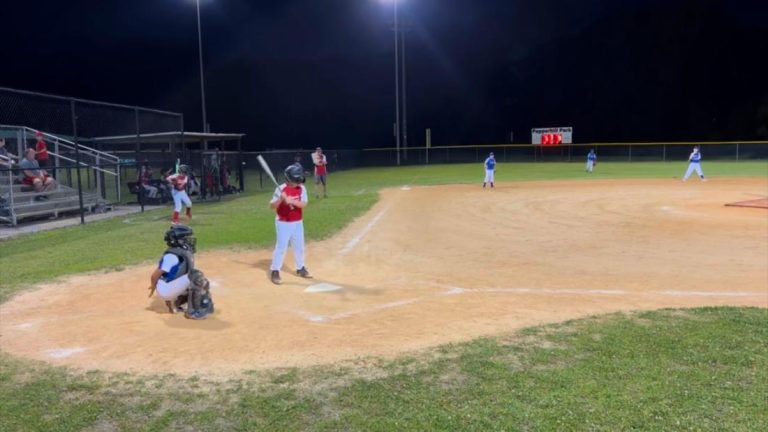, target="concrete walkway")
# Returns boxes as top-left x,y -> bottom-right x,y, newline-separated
0,205 -> 163,240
